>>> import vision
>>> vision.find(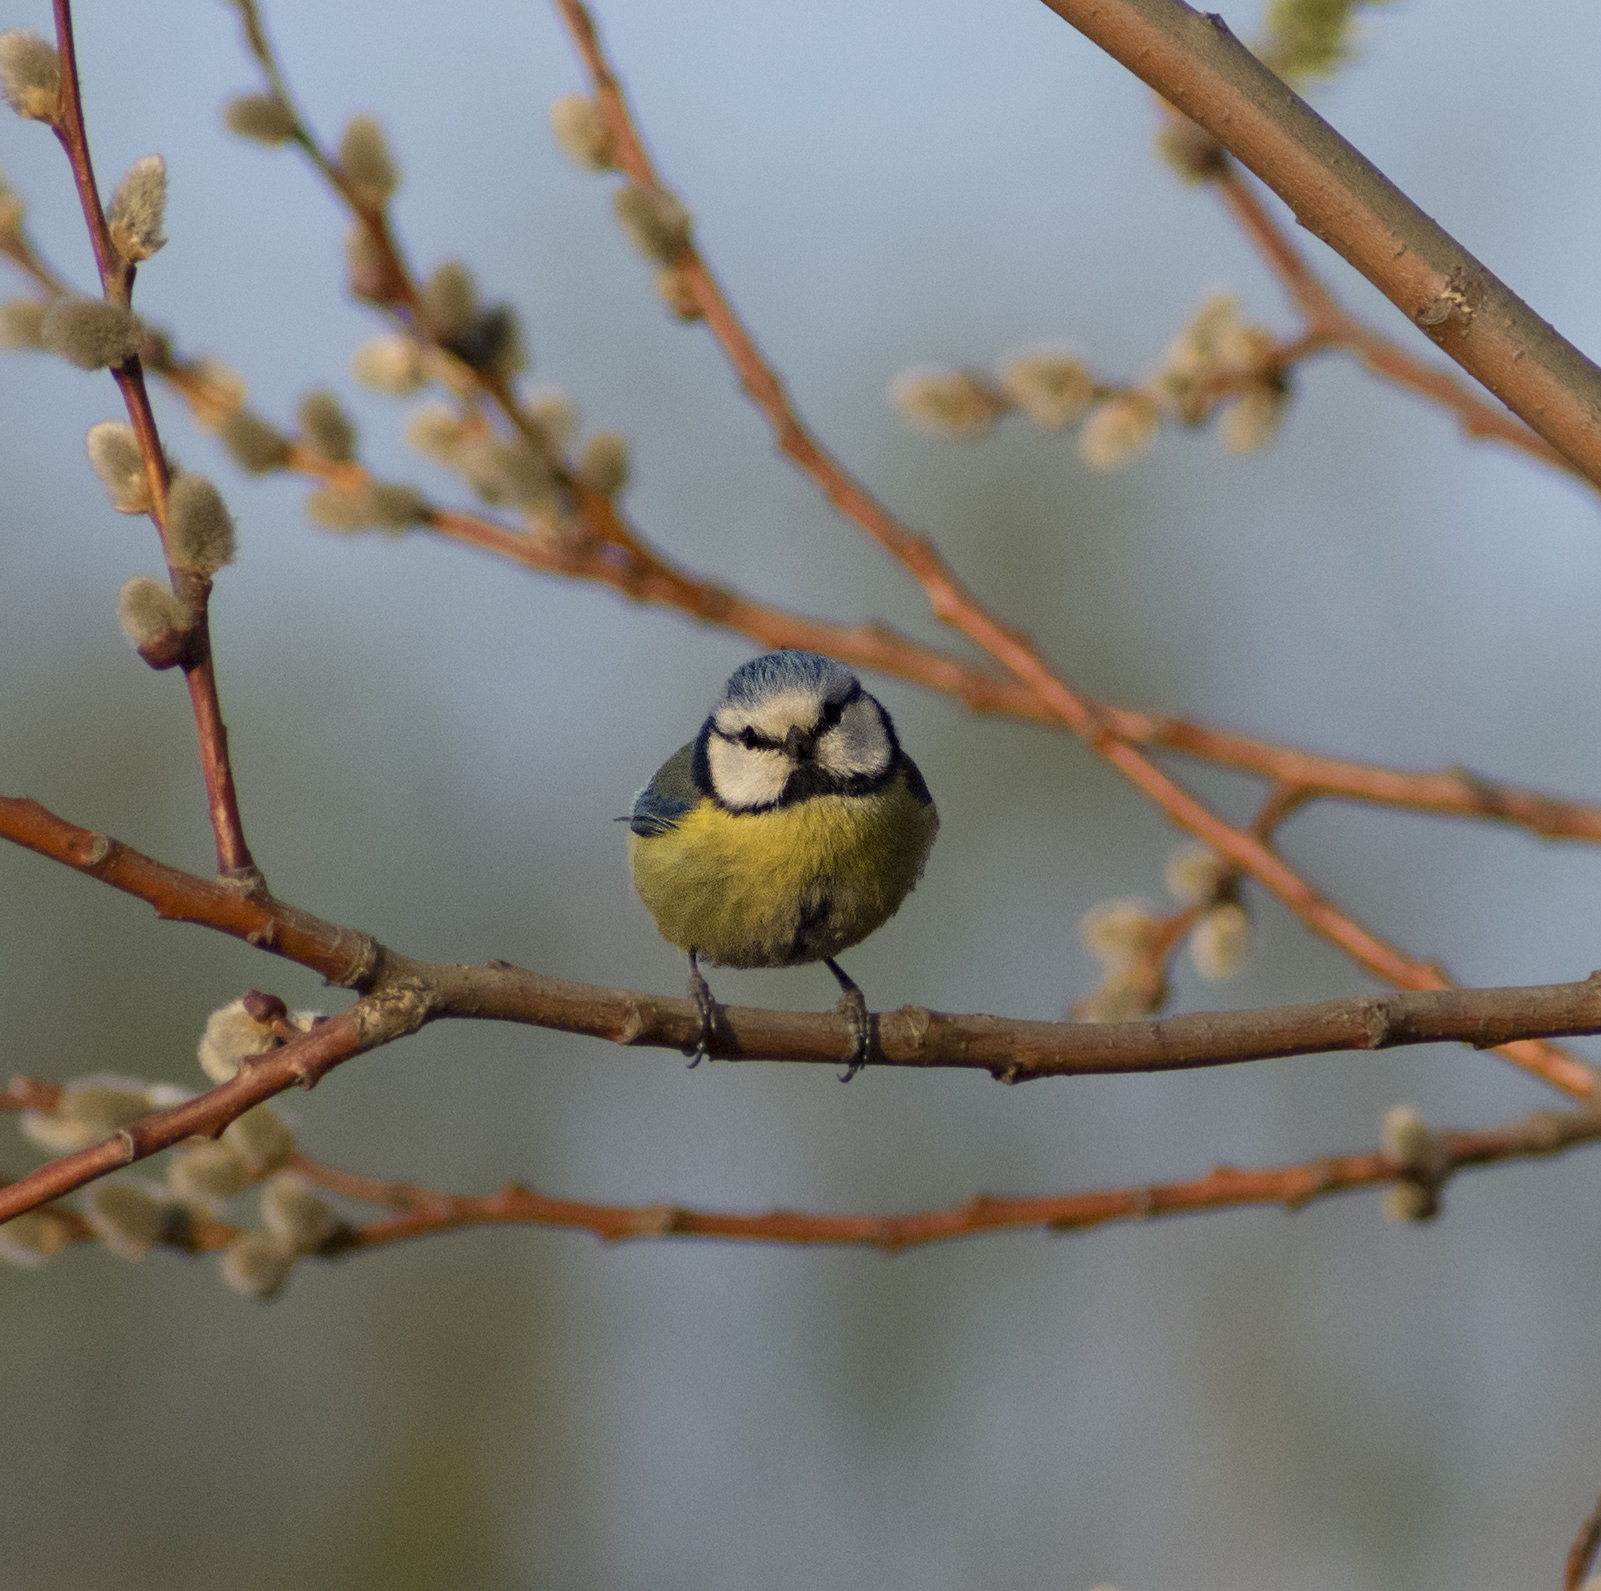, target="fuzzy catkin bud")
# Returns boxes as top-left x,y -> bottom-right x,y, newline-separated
351,335 -> 425,396
297,389 -> 357,461
613,184 -> 692,264
653,264 -> 702,322
1072,970 -> 1157,1024
84,1181 -> 167,1260
448,303 -> 524,379
1220,379 -> 1290,454
221,1104 -> 295,1178
1079,899 -> 1156,966
260,1172 -> 340,1254
1190,902 -> 1250,981
220,1229 -> 297,1299
0,294 -> 47,349
305,481 -> 428,533
86,421 -> 152,514
219,408 -> 292,474
577,432 -> 629,497
223,91 -> 298,144
117,576 -> 189,651
1382,1181 -> 1438,1224
40,296 -> 145,370
198,996 -> 279,1083
167,1140 -> 250,1203
403,404 -> 467,465
525,390 -> 574,455
1079,393 -> 1159,470
0,31 -> 60,121
21,1075 -> 153,1154
107,155 -> 168,263
890,367 -> 1000,440
338,113 -> 399,205
0,1207 -> 77,1268
1381,1104 -> 1437,1173
1165,845 -> 1226,904
1155,118 -> 1227,184
549,93 -> 615,171
422,261 -> 477,341
999,354 -> 1096,429
167,473 -> 237,575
